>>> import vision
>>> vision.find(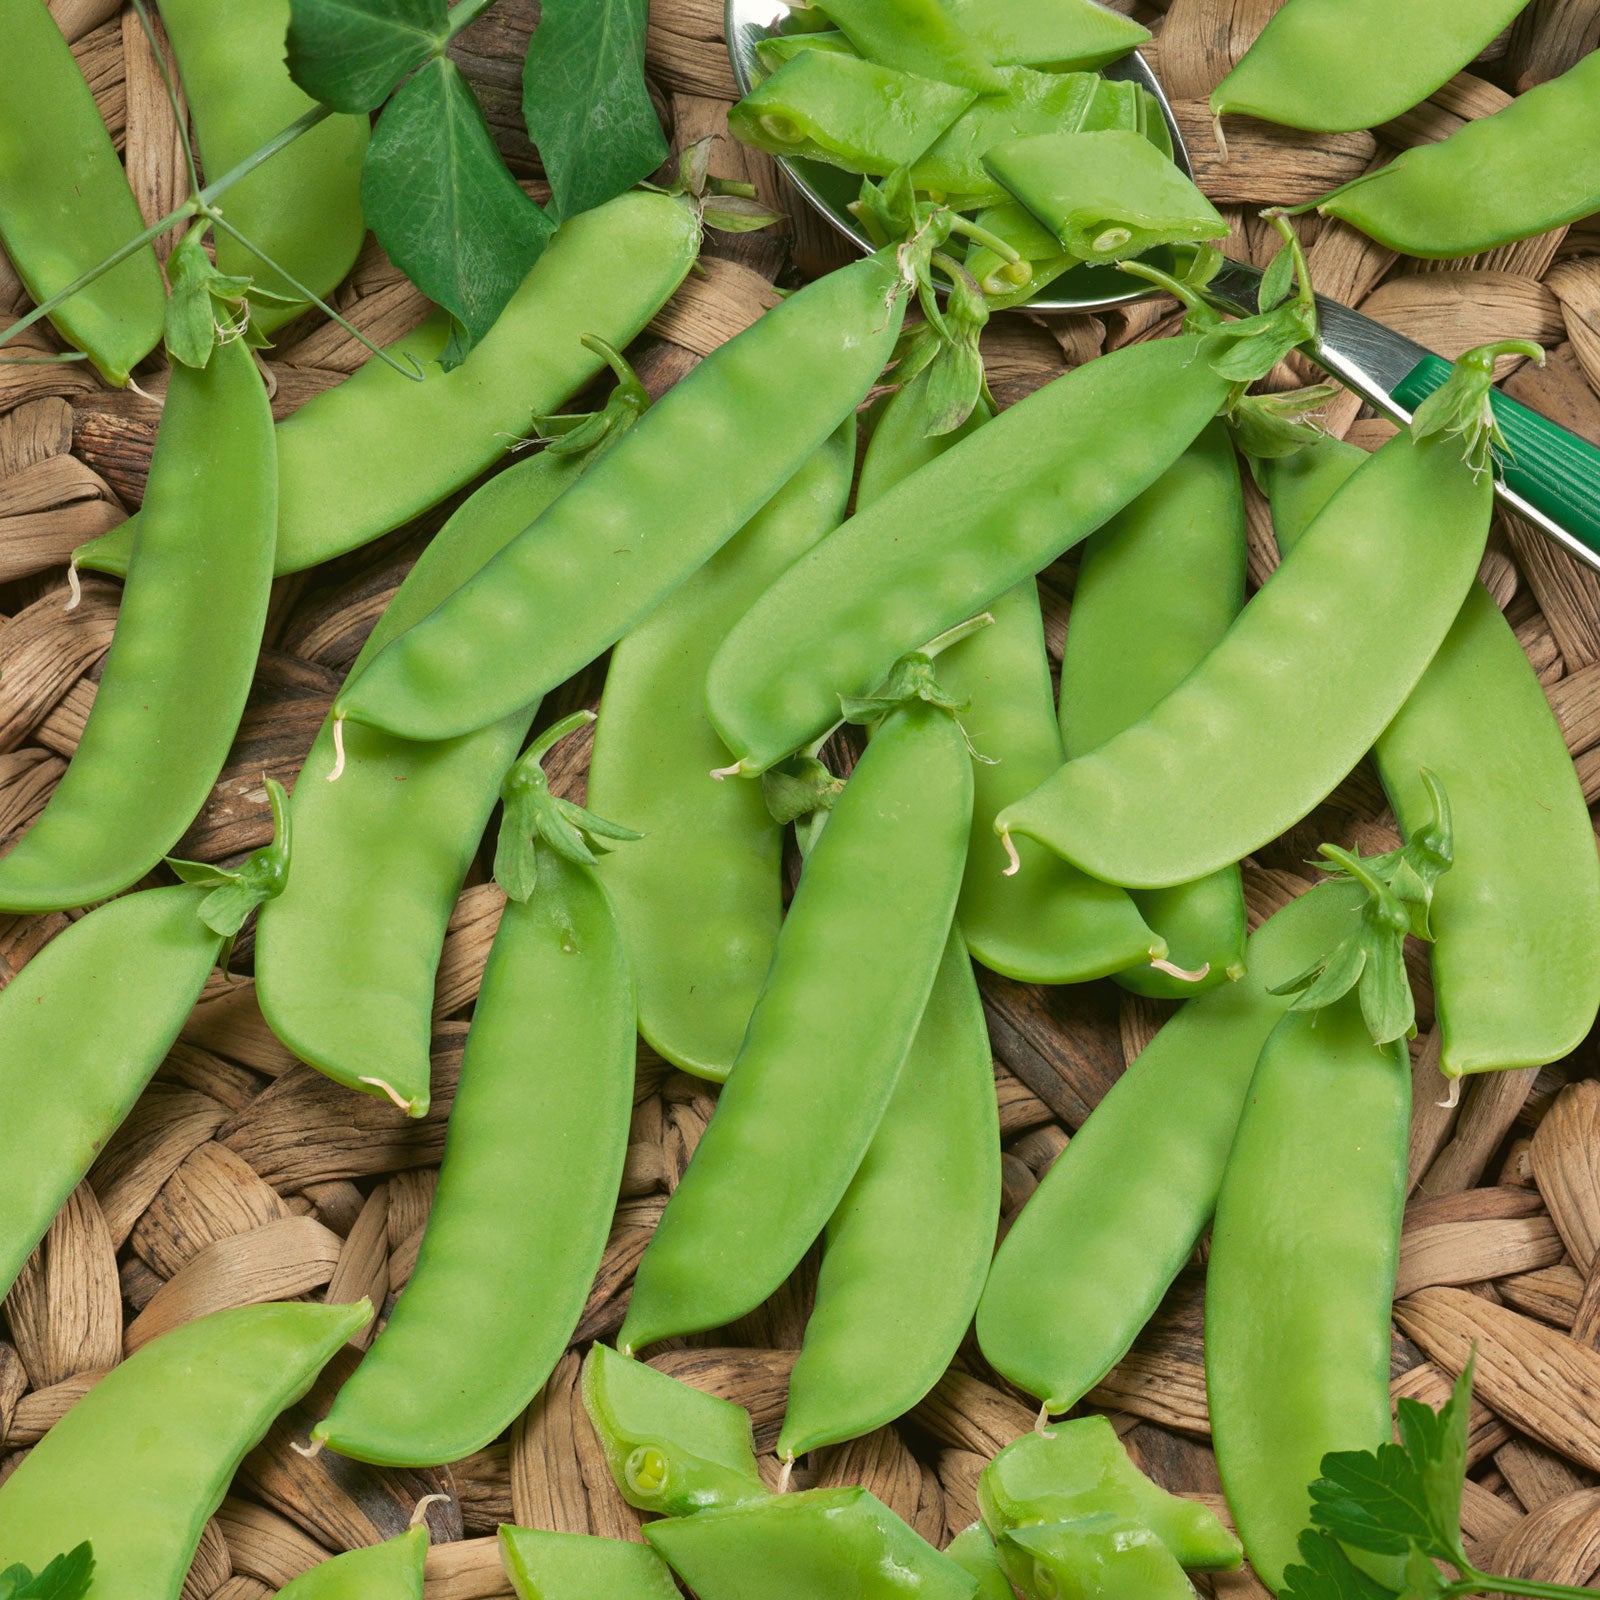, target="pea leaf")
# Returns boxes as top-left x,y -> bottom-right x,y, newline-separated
362,57 -> 554,366
522,0 -> 667,223
287,0 -> 444,112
